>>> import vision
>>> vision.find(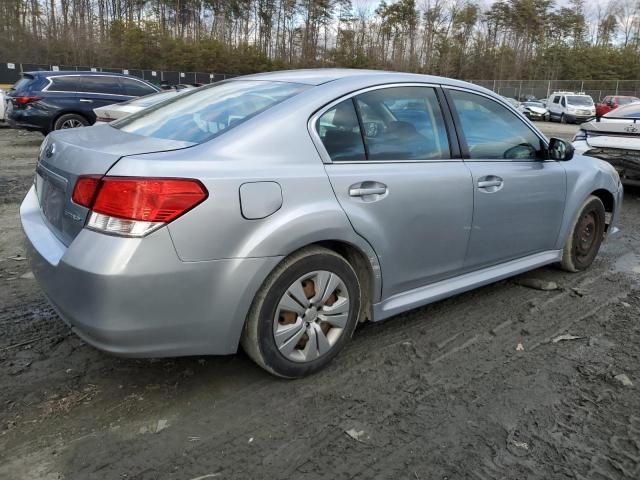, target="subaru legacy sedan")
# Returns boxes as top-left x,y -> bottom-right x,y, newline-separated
21,69 -> 622,378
